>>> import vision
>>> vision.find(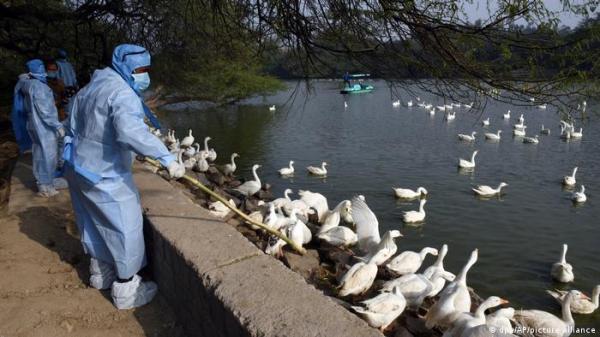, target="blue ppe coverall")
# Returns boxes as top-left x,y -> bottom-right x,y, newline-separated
64,44 -> 175,279
18,59 -> 63,186
56,49 -> 78,88
11,76 -> 33,153
56,49 -> 78,114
